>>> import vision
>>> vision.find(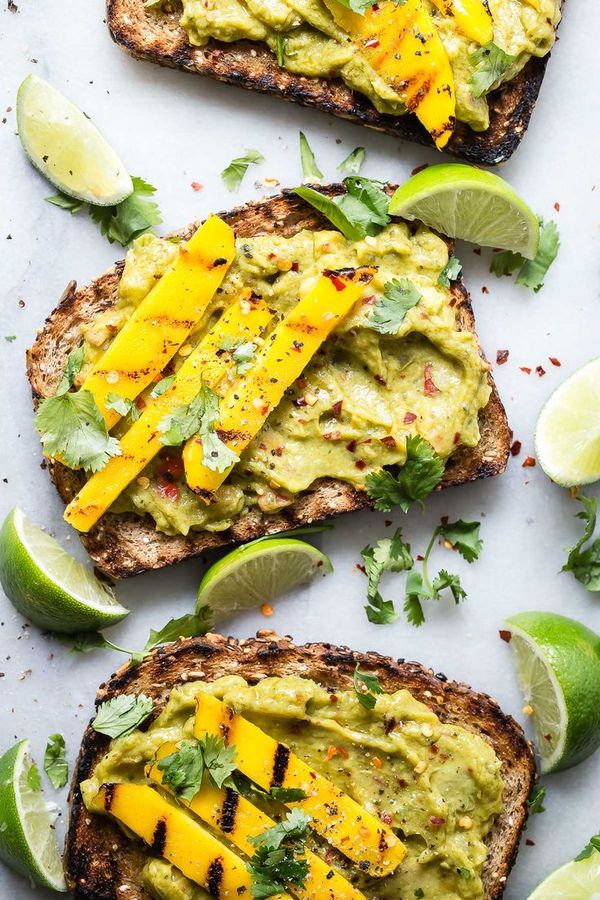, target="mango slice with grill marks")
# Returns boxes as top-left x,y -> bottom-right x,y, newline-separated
79,215 -> 235,431
91,783 -> 286,899
148,742 -> 368,900
430,0 -> 493,45
324,0 -> 455,149
183,267 -> 375,496
193,692 -> 406,878
64,295 -> 272,532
